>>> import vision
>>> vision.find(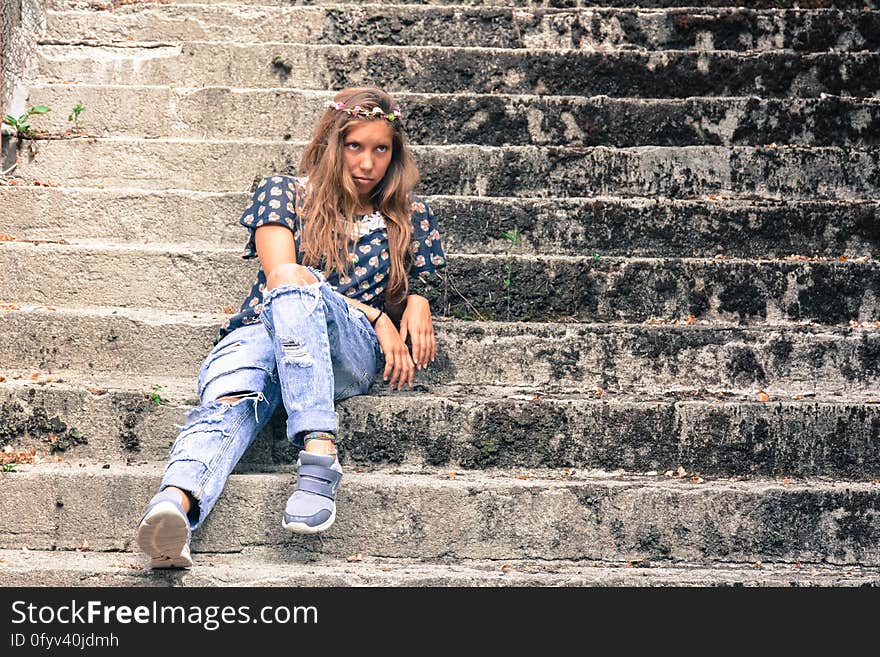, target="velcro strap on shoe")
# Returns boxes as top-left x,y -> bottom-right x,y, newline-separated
298,464 -> 341,484
296,477 -> 338,499
296,464 -> 342,499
